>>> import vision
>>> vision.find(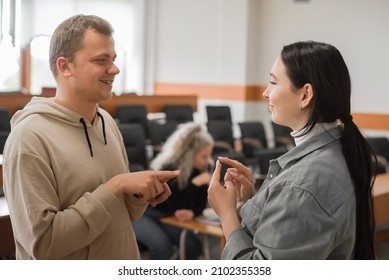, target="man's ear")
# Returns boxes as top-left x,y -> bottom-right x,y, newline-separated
57,57 -> 72,77
300,83 -> 314,110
